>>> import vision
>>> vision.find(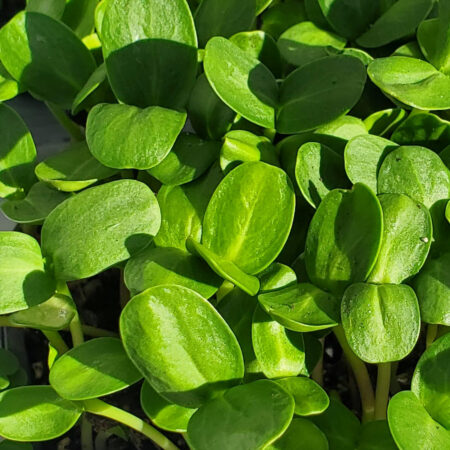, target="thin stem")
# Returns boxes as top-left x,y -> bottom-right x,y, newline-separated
82,325 -> 118,338
374,362 -> 391,420
83,399 -> 179,450
46,102 -> 84,141
334,325 -> 375,423
42,330 -> 69,355
426,324 -> 438,348
0,316 -> 13,327
81,416 -> 94,450
311,338 -> 324,387
69,313 -> 85,347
